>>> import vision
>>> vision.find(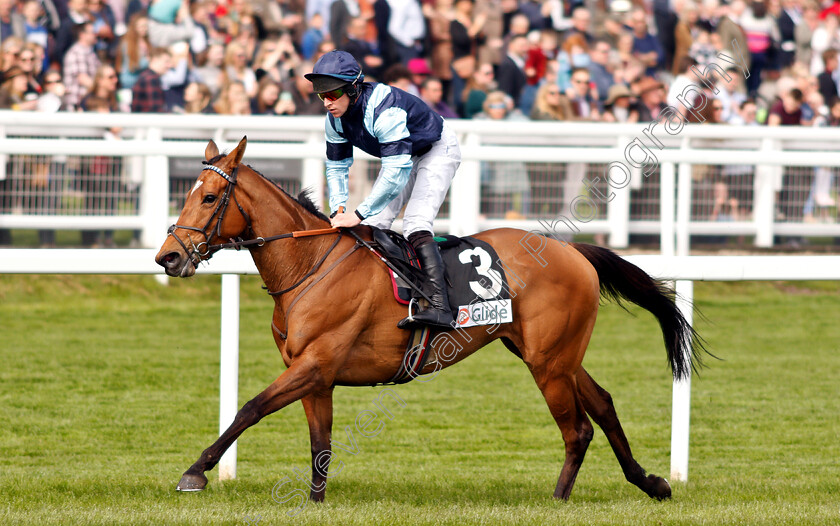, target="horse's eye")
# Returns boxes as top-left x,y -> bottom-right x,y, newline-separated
203,194 -> 217,204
